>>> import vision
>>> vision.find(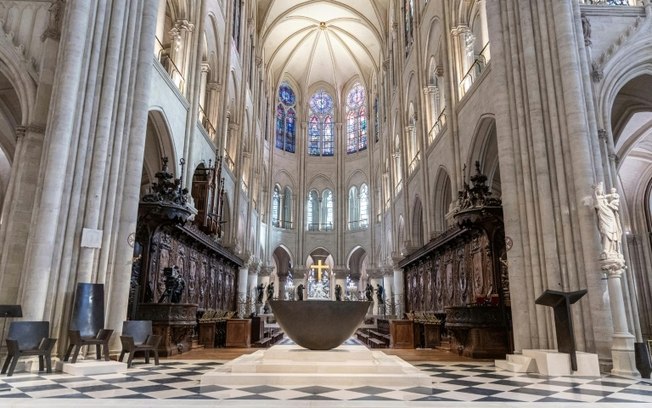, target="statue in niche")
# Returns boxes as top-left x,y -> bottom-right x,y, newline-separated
266,282 -> 275,302
376,284 -> 385,304
256,283 -> 265,303
335,284 -> 343,301
296,284 -> 305,301
594,182 -> 623,258
158,266 -> 185,303
365,283 -> 373,301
